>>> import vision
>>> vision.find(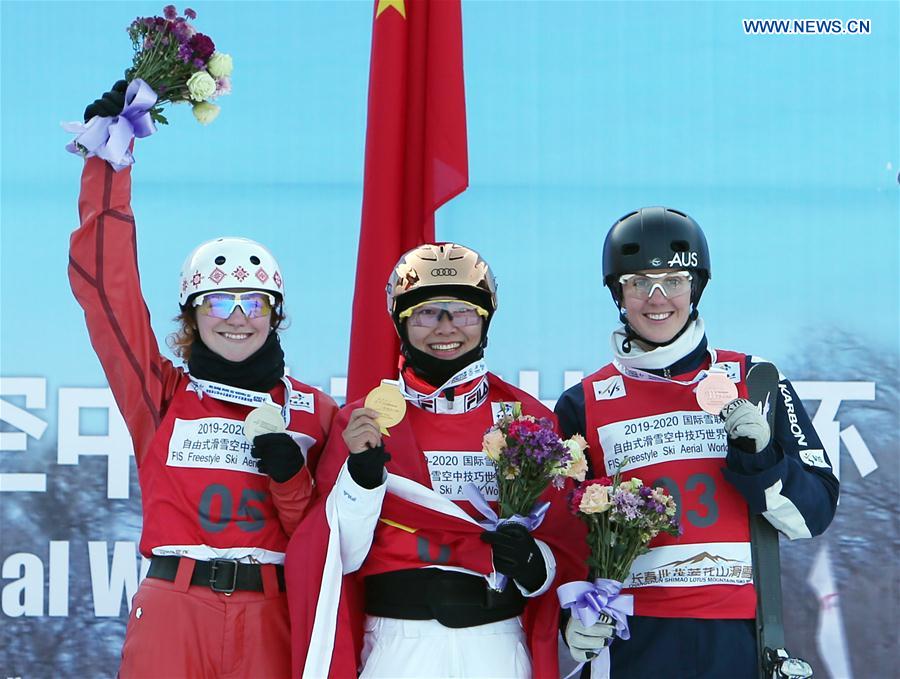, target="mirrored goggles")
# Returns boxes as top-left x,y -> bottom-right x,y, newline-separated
192,291 -> 276,319
619,271 -> 693,300
399,299 -> 489,328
